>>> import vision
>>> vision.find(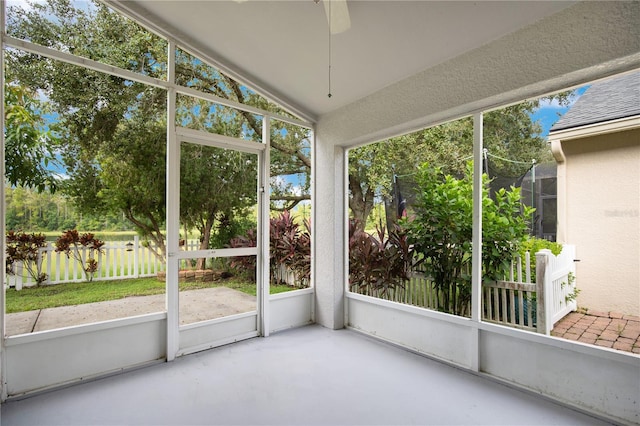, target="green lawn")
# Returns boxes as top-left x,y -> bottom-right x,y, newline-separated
6,277 -> 296,313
